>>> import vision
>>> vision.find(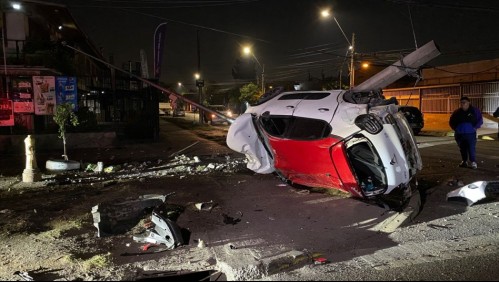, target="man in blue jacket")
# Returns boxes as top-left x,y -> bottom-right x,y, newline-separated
449,97 -> 483,169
